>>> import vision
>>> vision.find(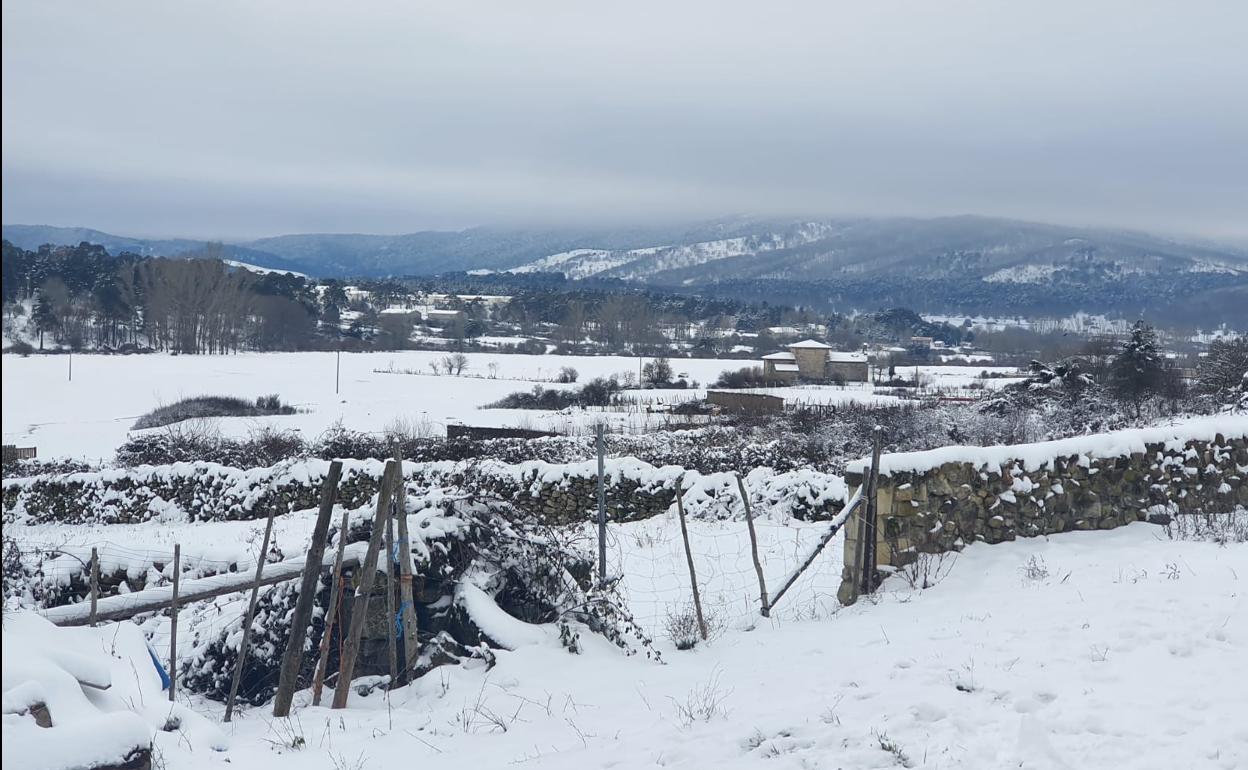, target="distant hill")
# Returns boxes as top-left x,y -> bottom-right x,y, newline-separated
0,224 -> 309,274
502,216 -> 1248,324
509,215 -> 1248,284
6,216 -> 1247,325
